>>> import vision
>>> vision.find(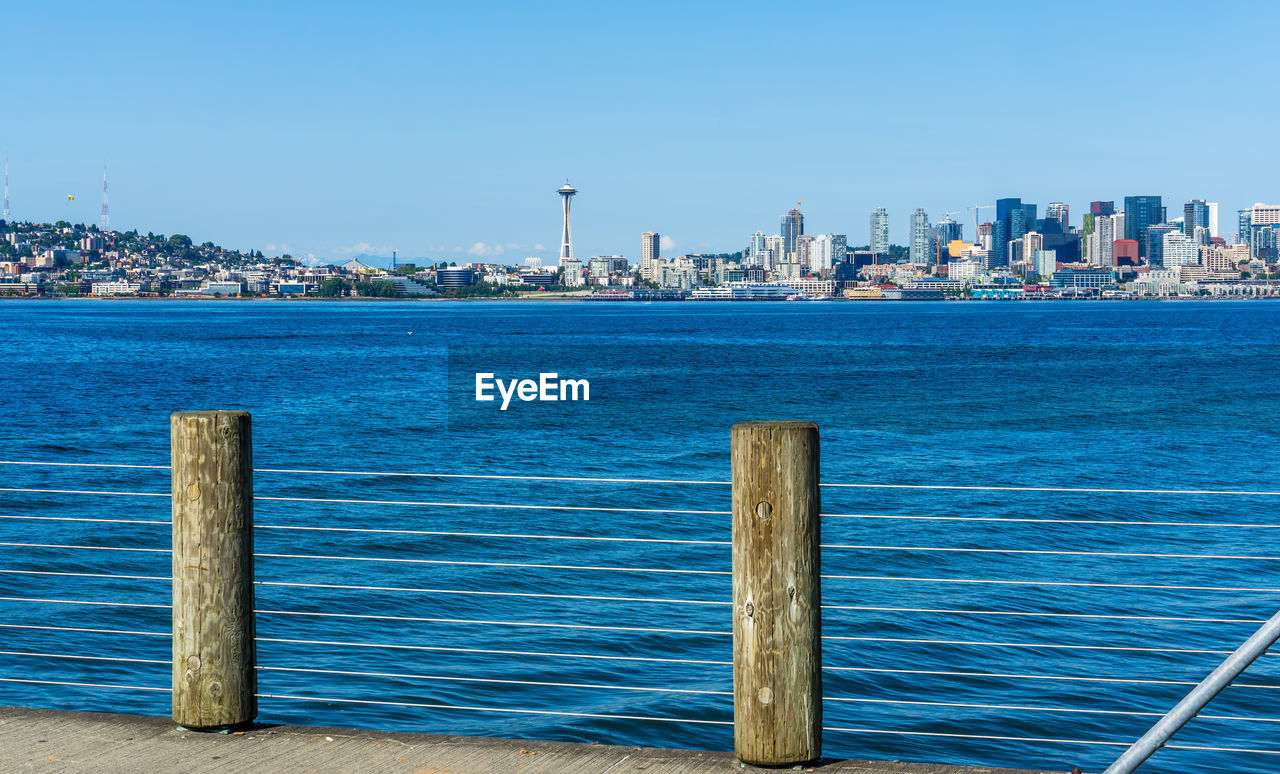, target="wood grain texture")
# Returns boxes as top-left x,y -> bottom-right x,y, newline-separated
170,410 -> 256,729
731,421 -> 821,766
